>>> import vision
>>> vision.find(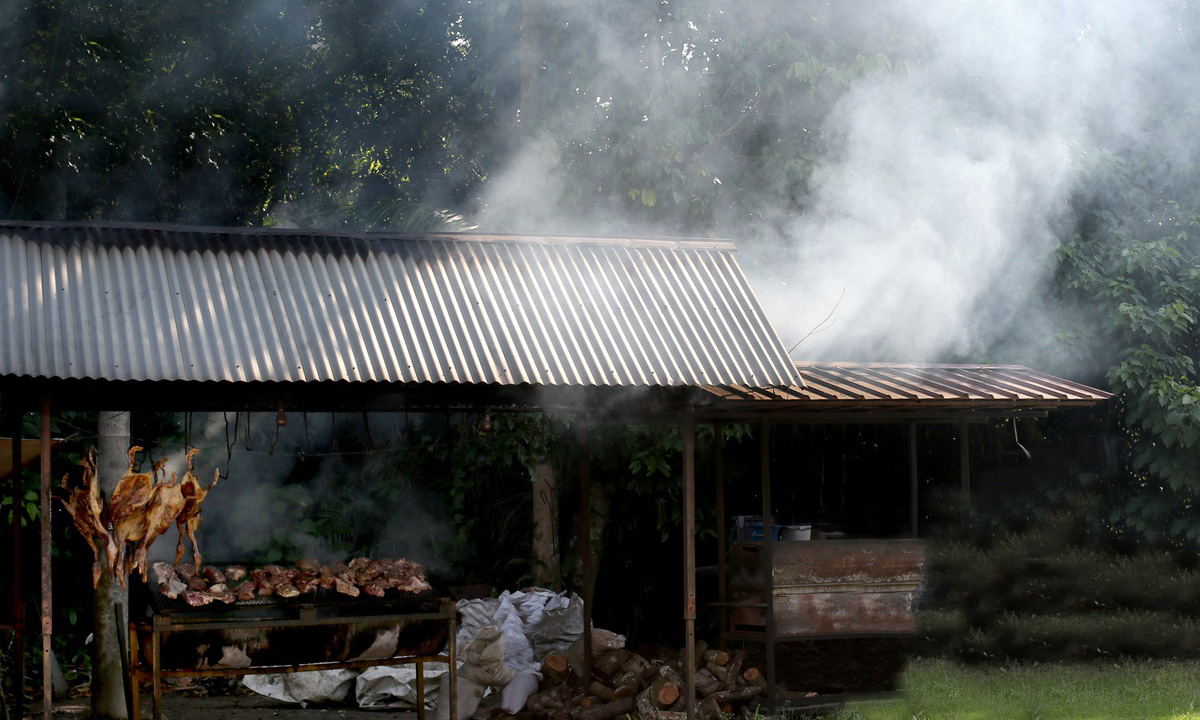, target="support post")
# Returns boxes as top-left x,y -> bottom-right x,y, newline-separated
10,410 -> 25,720
908,422 -> 918,538
39,396 -> 52,720
578,423 -> 594,684
960,419 -> 970,525
682,406 -> 696,720
760,419 -> 775,707
714,424 -> 726,650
